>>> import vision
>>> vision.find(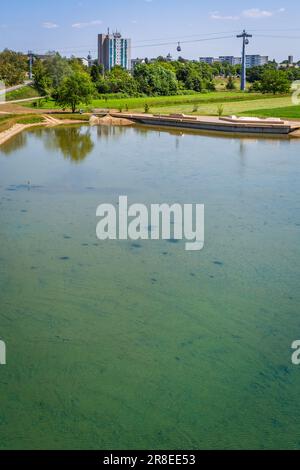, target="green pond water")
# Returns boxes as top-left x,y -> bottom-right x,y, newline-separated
0,124 -> 300,450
